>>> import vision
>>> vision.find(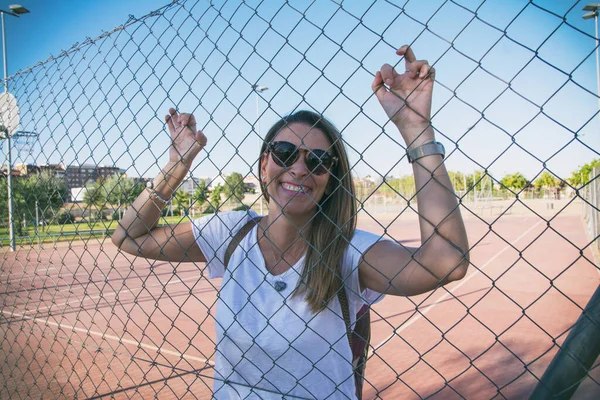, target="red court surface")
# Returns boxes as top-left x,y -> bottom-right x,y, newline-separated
1,199 -> 599,399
